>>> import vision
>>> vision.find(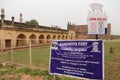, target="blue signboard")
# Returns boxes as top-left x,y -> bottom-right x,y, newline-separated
49,40 -> 104,80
